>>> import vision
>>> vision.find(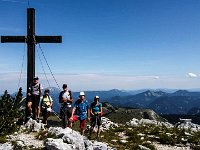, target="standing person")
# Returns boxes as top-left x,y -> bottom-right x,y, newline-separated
27,77 -> 43,121
40,89 -> 53,125
70,92 -> 90,135
59,84 -> 73,128
89,96 -> 102,140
